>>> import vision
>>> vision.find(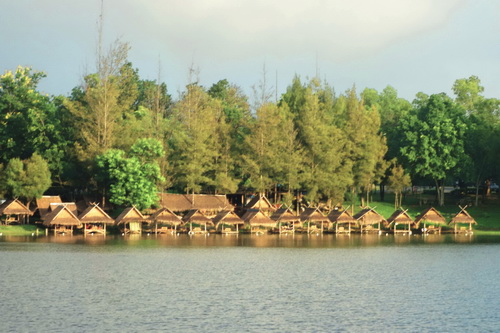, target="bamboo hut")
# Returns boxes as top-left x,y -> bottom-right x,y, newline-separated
183,209 -> 213,234
449,206 -> 477,234
42,205 -> 81,234
353,208 -> 387,233
212,210 -> 244,234
386,209 -> 414,234
78,204 -> 114,235
35,195 -> 62,217
115,207 -> 148,234
148,207 -> 182,234
158,193 -> 232,217
300,207 -> 330,234
0,199 -> 33,225
241,209 -> 276,234
327,209 -> 357,234
270,207 -> 300,234
414,207 -> 446,234
244,195 -> 276,215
